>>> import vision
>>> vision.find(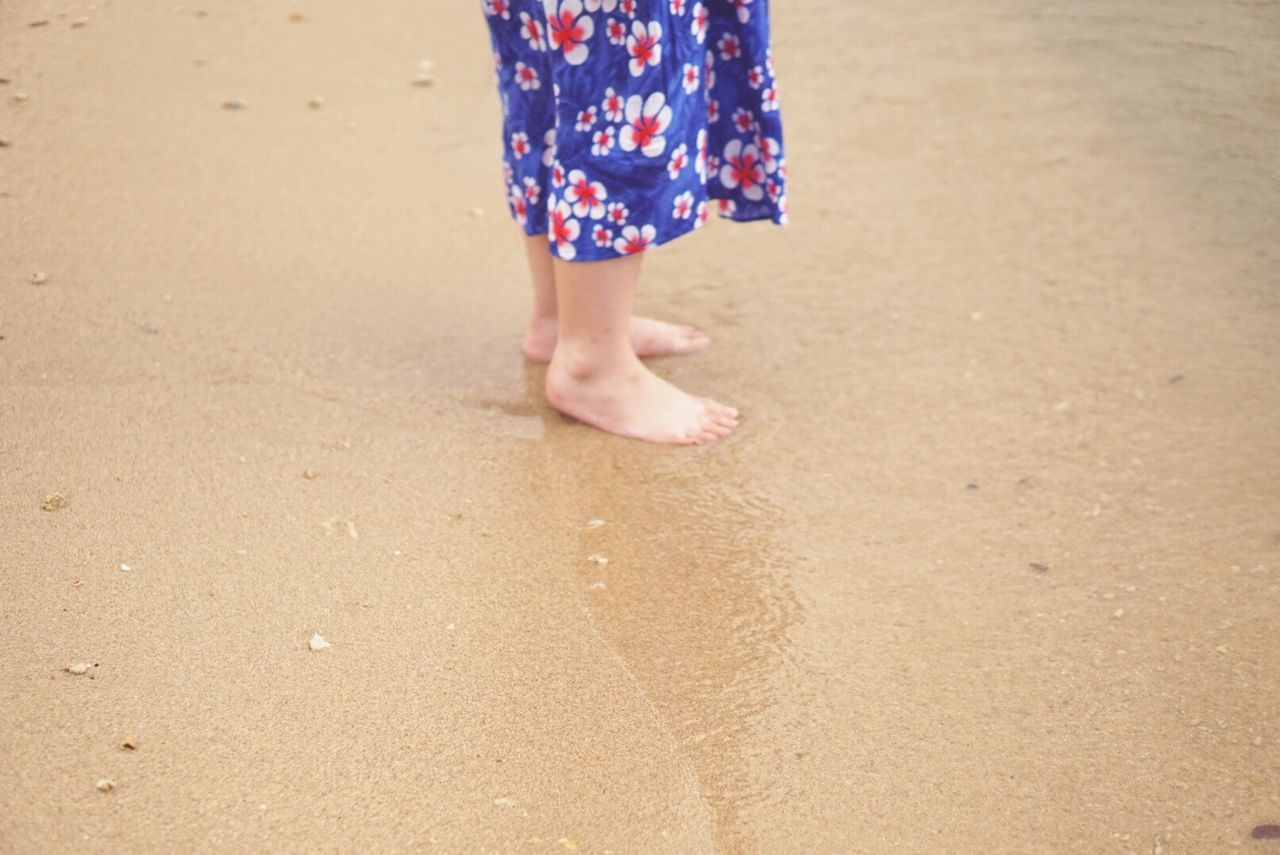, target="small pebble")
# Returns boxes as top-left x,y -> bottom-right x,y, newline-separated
64,662 -> 92,675
30,19 -> 50,27
31,271 -> 49,285
41,493 -> 67,511
589,581 -> 606,591
308,633 -> 330,651
0,138 -> 11,148
12,92 -> 30,103
1252,826 -> 1280,840
71,17 -> 89,27
95,779 -> 115,792
120,563 -> 131,572
289,12 -> 304,21
302,469 -> 317,479
413,59 -> 435,86
1112,608 -> 1125,619
120,736 -> 139,750
469,207 -> 484,218
586,519 -> 605,528
308,95 -> 324,109
1028,562 -> 1049,573
1216,645 -> 1228,654
587,554 -> 608,565
221,98 -> 247,110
